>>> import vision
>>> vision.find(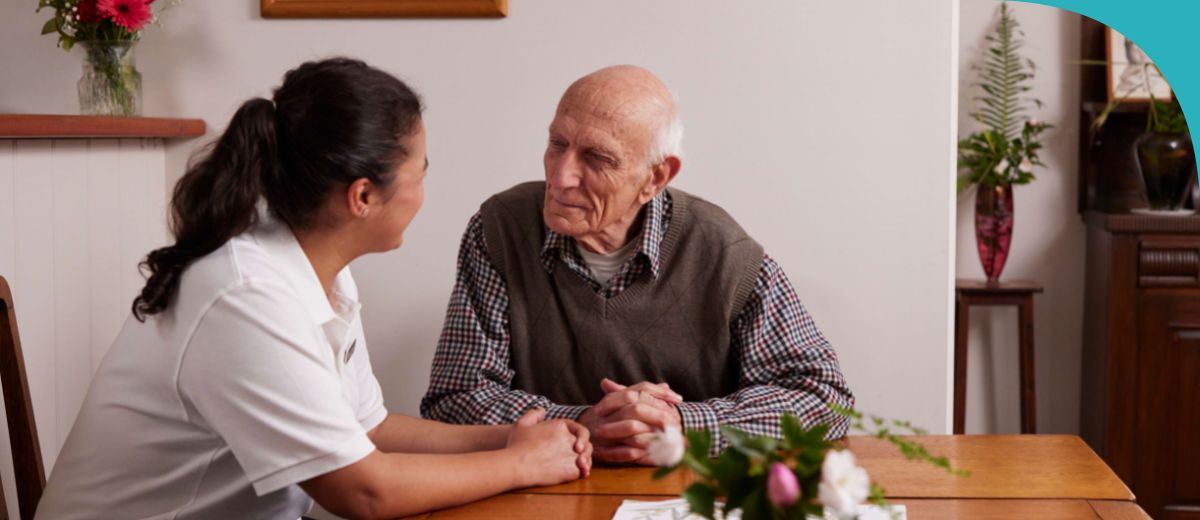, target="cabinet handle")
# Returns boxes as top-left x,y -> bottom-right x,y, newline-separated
1168,323 -> 1200,340
1180,330 -> 1200,340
